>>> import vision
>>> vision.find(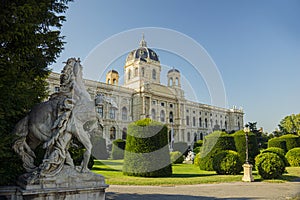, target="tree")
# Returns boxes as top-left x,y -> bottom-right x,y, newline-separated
246,122 -> 268,149
0,0 -> 71,185
278,114 -> 300,136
